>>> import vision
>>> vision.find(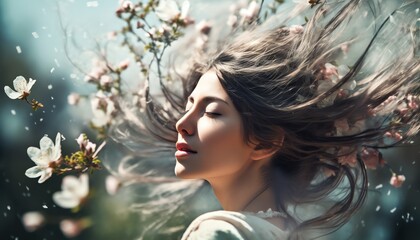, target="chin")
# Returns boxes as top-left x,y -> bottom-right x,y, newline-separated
174,163 -> 200,180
